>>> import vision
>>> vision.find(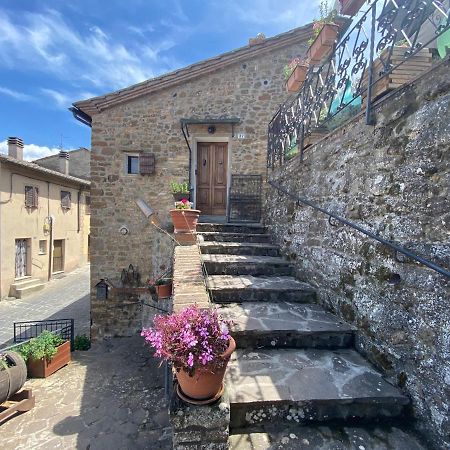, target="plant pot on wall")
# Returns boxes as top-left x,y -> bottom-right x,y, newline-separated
307,24 -> 340,65
175,337 -> 236,403
286,64 -> 309,93
339,0 -> 366,16
155,280 -> 173,299
170,209 -> 201,233
26,341 -> 71,378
